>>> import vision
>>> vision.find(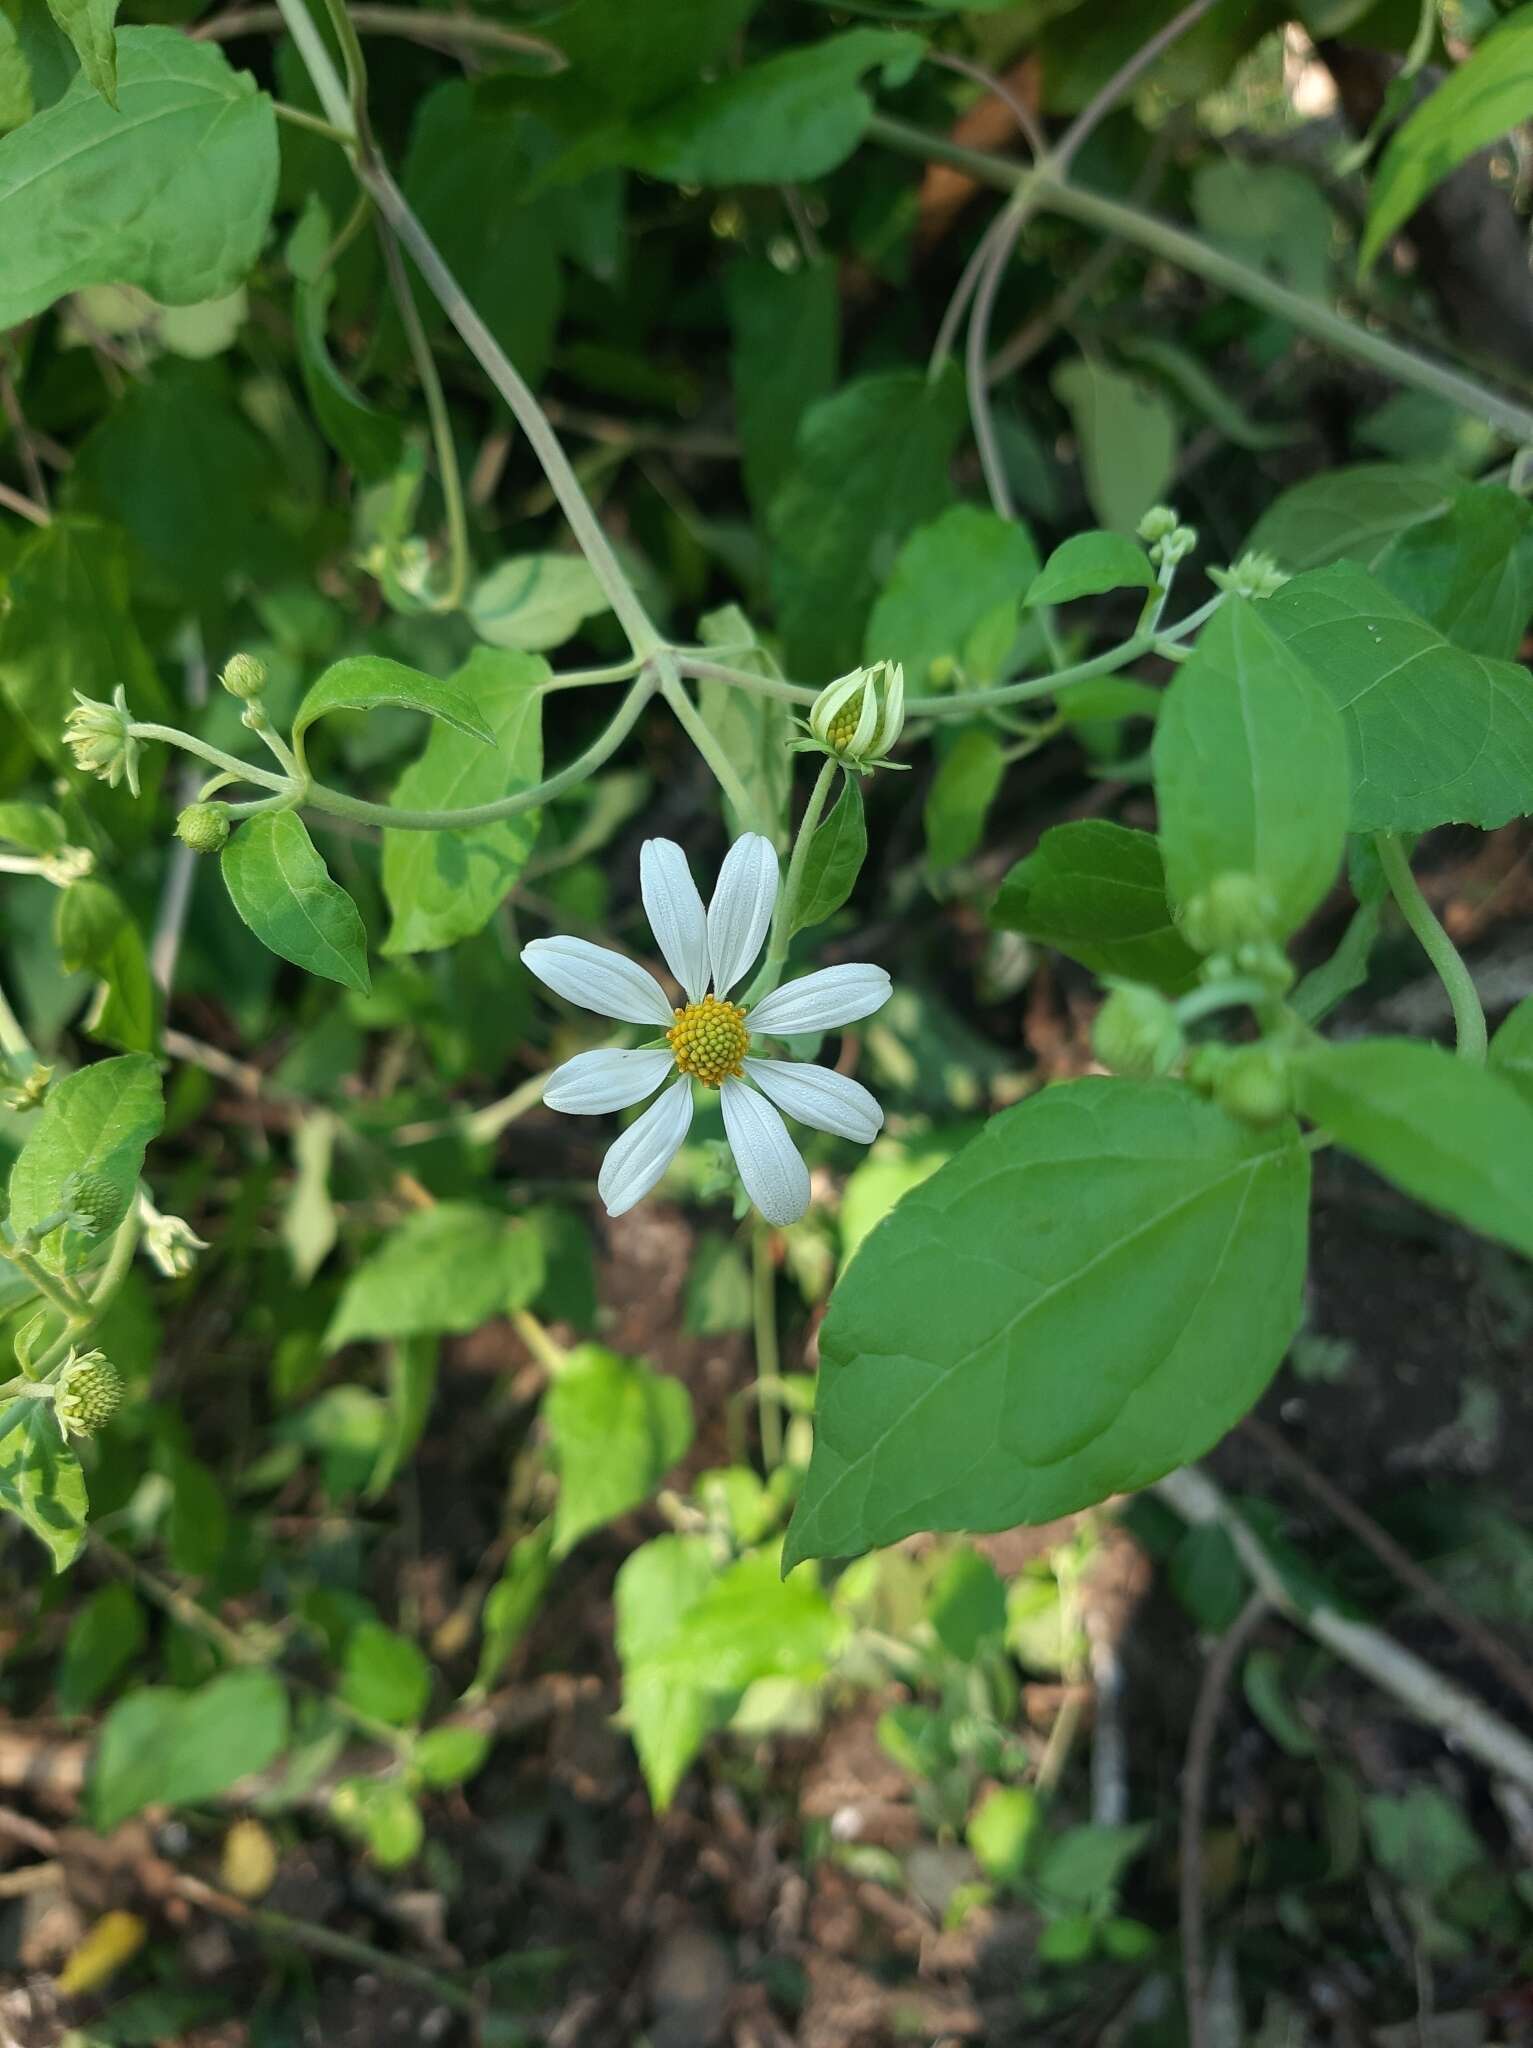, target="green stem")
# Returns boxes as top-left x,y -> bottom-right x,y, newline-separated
674,654 -> 820,709
749,755 -> 839,1004
1373,832 -> 1487,1061
271,99 -> 353,145
866,115 -> 1533,447
543,658 -> 644,693
752,1219 -> 784,1472
25,1211 -> 142,1381
0,1244 -> 90,1324
1174,976 -> 1279,1027
304,669 -> 658,831
128,725 -> 294,795
658,661 -> 766,834
376,217 -> 470,612
0,973 -> 33,1063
